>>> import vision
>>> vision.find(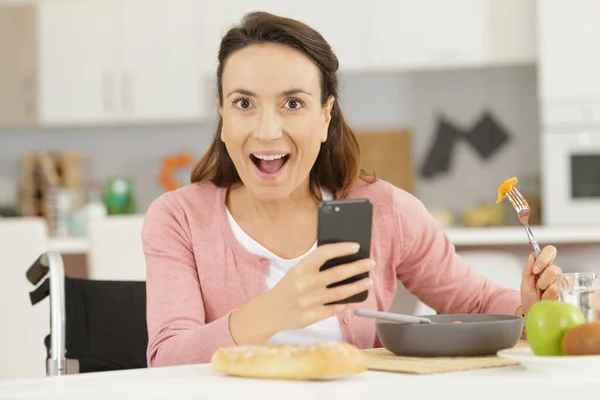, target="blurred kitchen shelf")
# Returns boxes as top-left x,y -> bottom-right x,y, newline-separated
48,237 -> 88,254
446,226 -> 600,246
